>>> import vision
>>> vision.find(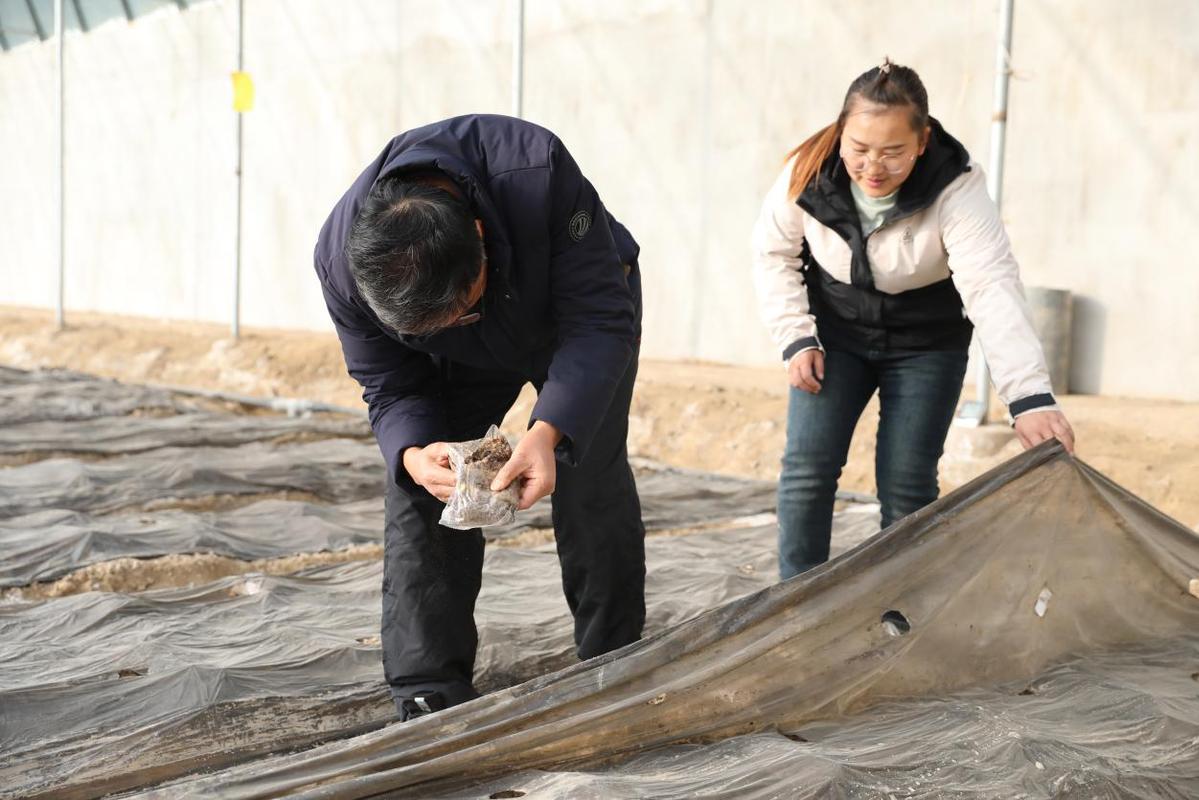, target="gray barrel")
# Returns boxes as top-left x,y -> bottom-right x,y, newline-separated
1025,287 -> 1073,395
